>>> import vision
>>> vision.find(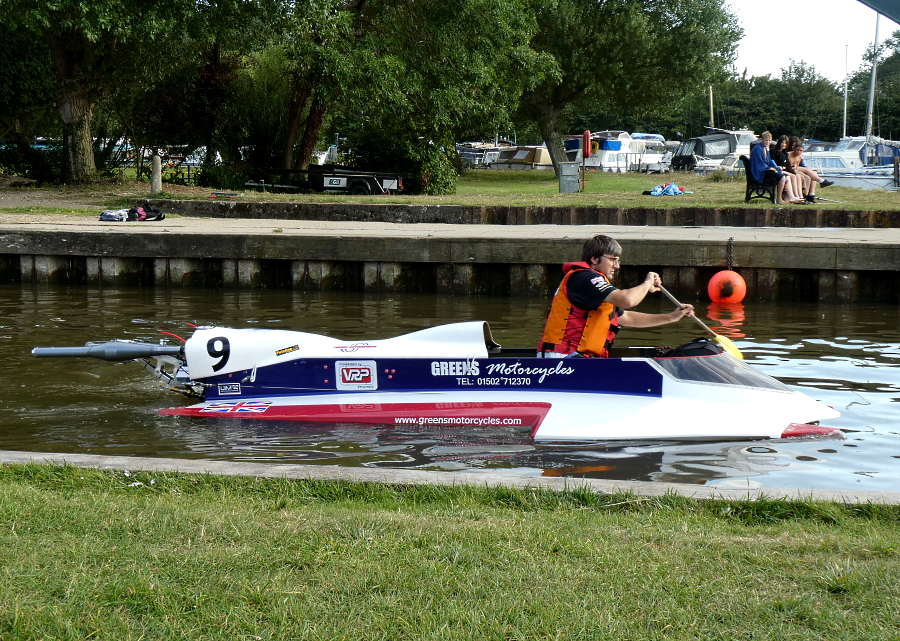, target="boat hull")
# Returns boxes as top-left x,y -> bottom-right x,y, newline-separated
160,349 -> 841,441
